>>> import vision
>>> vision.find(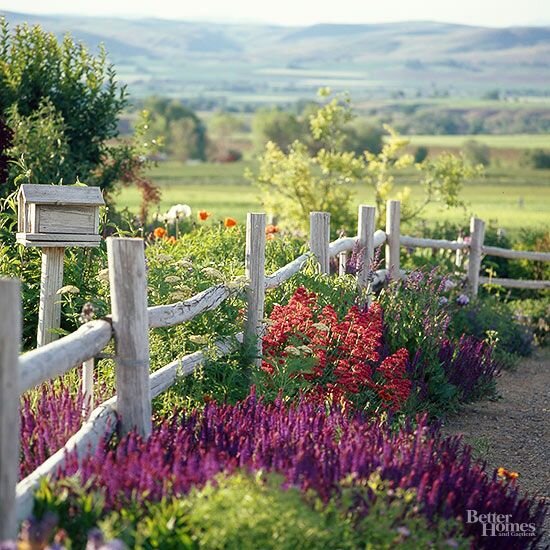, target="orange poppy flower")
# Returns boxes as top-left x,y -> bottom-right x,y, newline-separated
266,224 -> 279,234
199,210 -> 210,221
153,227 -> 167,239
266,234 -> 274,241
497,467 -> 519,481
224,217 -> 237,228
166,236 -> 177,244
